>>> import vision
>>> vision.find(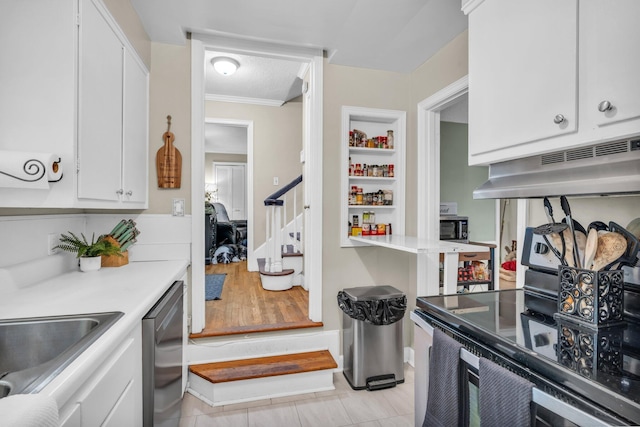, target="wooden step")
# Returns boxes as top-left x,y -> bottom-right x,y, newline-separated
257,257 -> 295,276
189,350 -> 337,384
282,244 -> 303,257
